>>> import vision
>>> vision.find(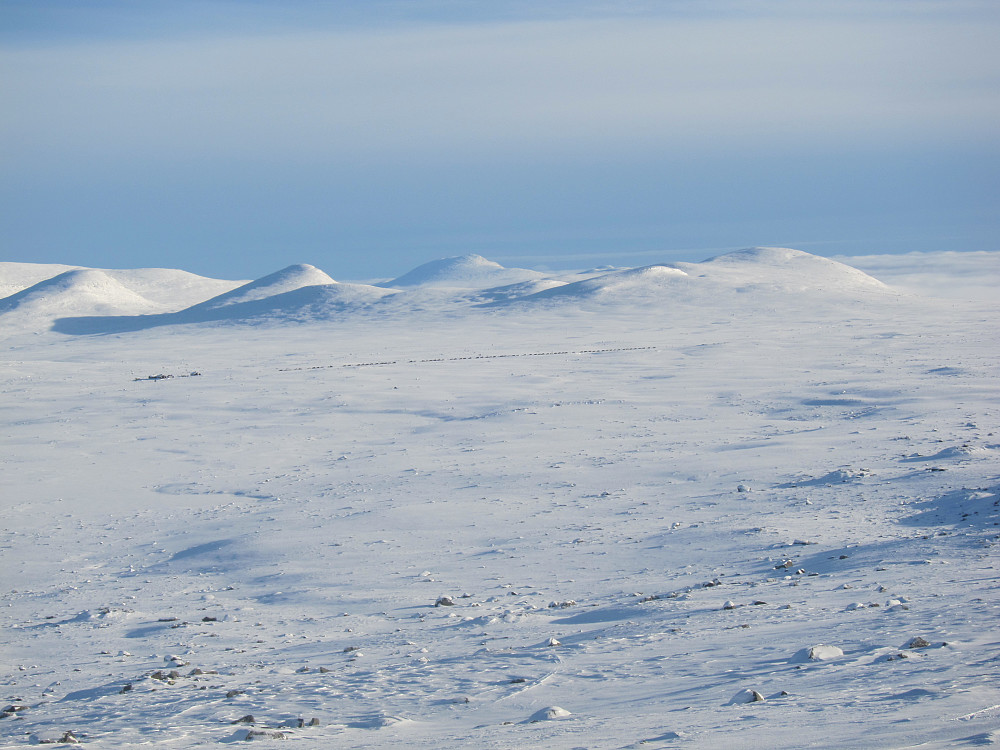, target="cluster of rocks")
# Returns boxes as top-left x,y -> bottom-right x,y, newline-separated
226,714 -> 321,741
883,636 -> 944,661
1,704 -> 28,719
32,730 -> 81,745
119,665 -> 222,694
